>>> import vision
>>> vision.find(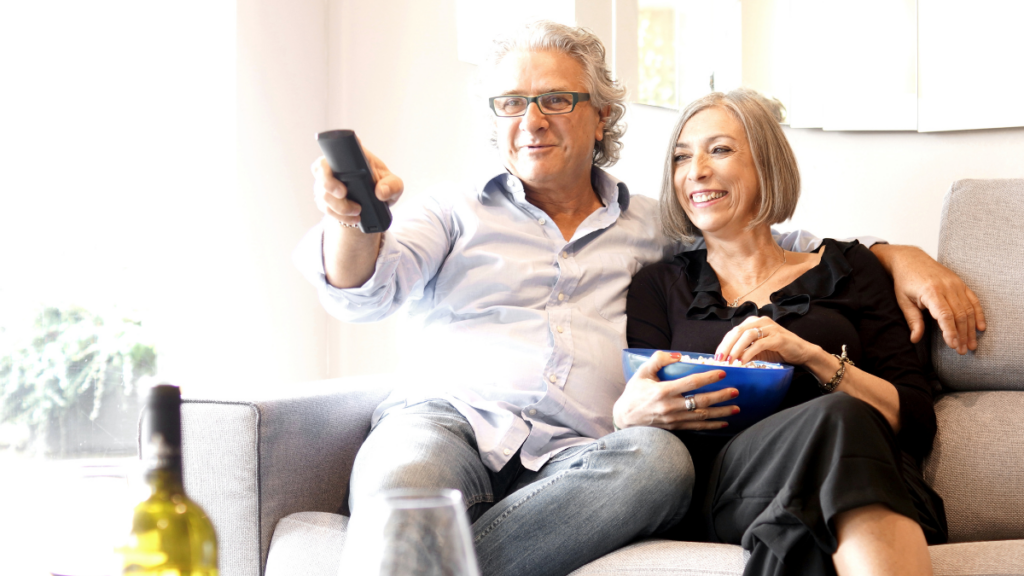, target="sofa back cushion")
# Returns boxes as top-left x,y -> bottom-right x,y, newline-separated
933,178 -> 1024,392
923,391 -> 1024,542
